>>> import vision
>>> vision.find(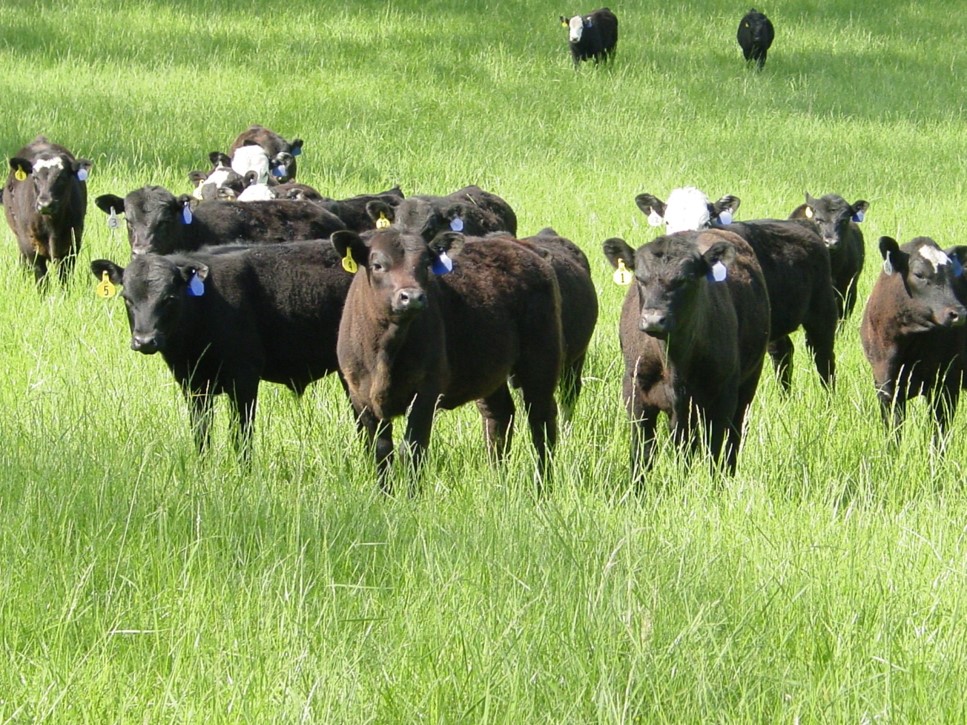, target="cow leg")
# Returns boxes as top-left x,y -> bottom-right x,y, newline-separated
519,383 -> 558,490
725,371 -> 763,475
803,324 -> 836,392
184,387 -> 215,454
401,393 -> 436,479
557,354 -> 585,425
876,383 -> 905,443
768,336 -> 794,394
354,405 -> 395,491
476,385 -> 515,464
931,381 -> 960,450
228,382 -> 259,462
625,373 -> 659,486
